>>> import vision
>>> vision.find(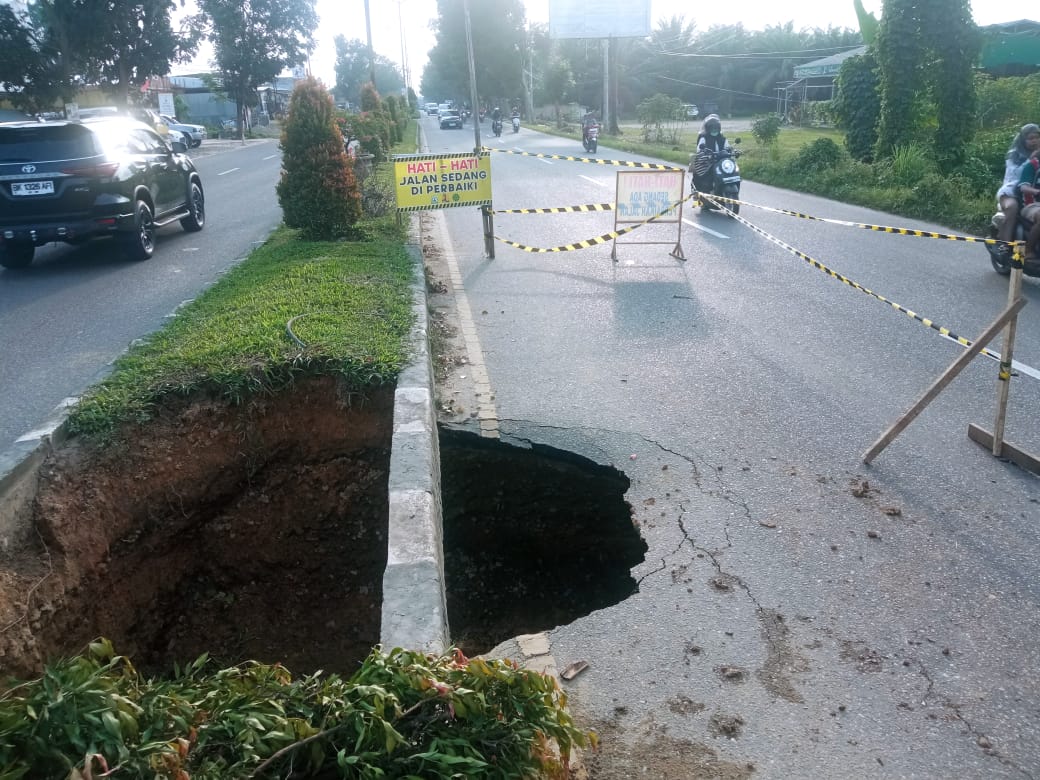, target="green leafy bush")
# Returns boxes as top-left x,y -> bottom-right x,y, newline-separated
0,640 -> 593,779
790,137 -> 846,173
277,77 -> 362,240
750,114 -> 782,146
636,93 -> 683,144
882,142 -> 936,187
